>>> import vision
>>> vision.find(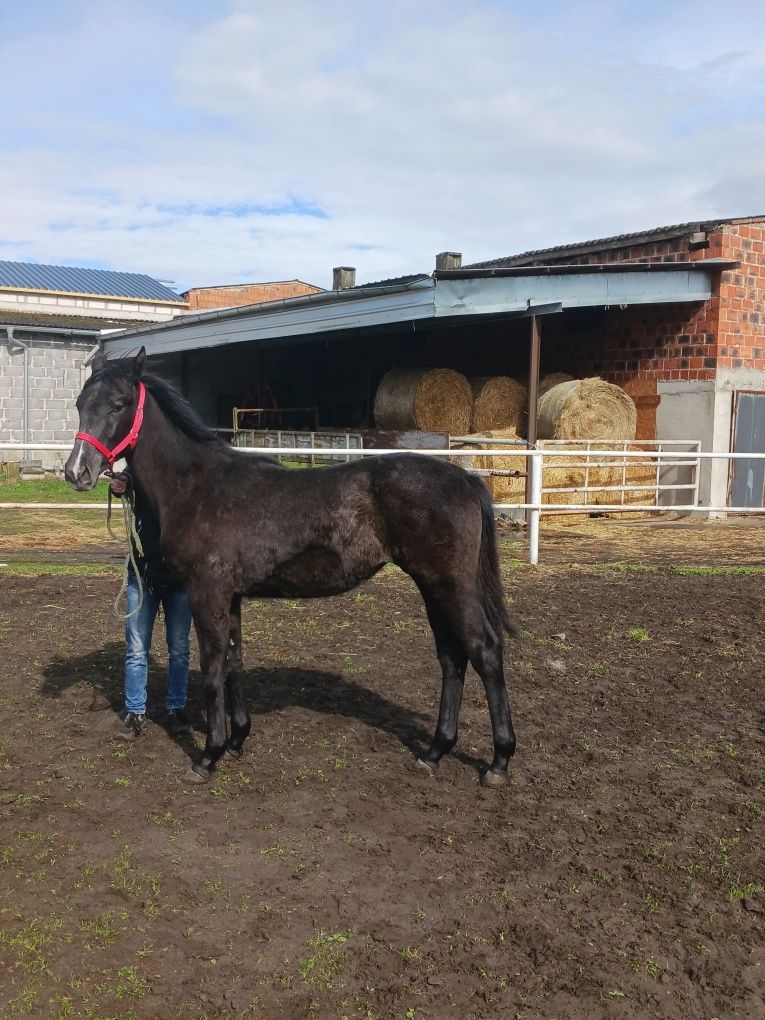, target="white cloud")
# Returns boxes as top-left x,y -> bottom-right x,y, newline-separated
2,0 -> 765,289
